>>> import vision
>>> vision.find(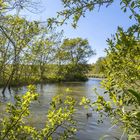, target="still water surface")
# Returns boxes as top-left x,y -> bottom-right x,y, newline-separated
0,78 -> 125,140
